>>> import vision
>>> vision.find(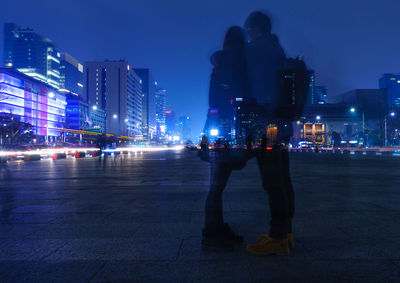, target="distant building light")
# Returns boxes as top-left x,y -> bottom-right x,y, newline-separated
210,129 -> 219,136
125,118 -> 129,122
93,105 -> 97,110
316,115 -> 321,120
397,80 -> 400,84
165,110 -> 172,114
57,52 -> 60,58
78,64 -> 83,73
173,136 -> 180,141
155,81 -> 158,86
209,109 -> 218,114
349,141 -> 358,144
139,80 -> 142,84
297,121 -> 301,124
127,65 -> 130,71
48,92 -> 55,98
236,97 -> 243,101
350,108 -> 356,113
390,112 -> 396,117
113,114 -> 118,119
187,116 -> 189,119
6,63 -> 12,67
77,83 -> 84,88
